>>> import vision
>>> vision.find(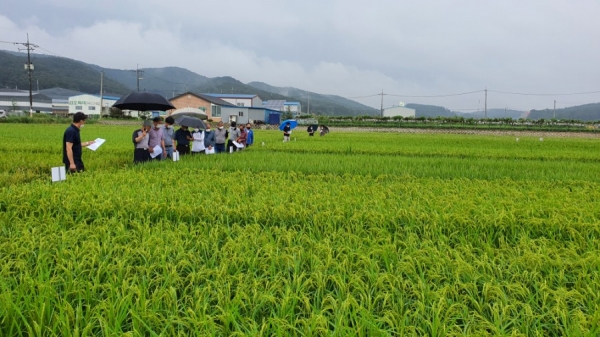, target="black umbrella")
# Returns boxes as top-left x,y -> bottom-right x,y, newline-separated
175,115 -> 206,129
113,92 -> 175,111
320,125 -> 329,136
307,124 -> 318,132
